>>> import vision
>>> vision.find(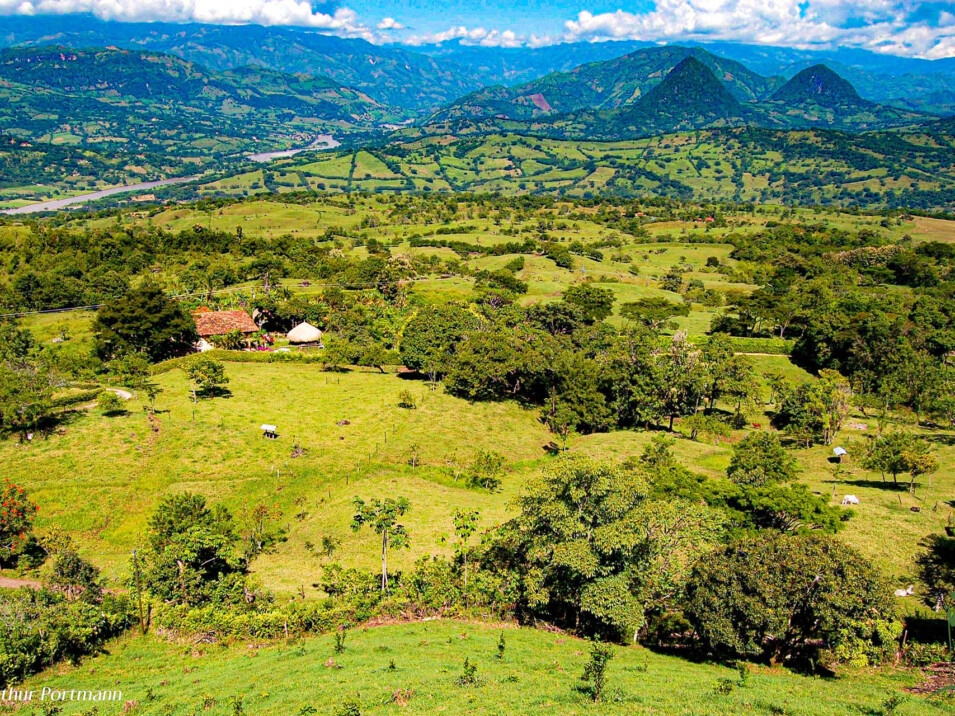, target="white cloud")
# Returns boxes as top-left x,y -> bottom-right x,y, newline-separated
0,0 -> 377,38
377,16 -> 403,31
561,1 -> 955,59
